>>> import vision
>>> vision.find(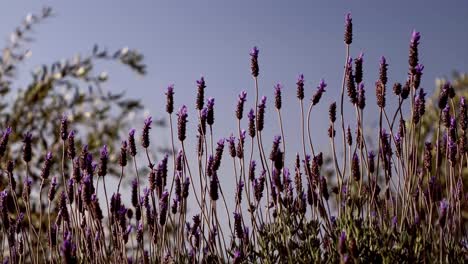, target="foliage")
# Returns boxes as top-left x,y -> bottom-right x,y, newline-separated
0,7 -> 147,182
